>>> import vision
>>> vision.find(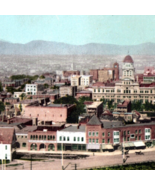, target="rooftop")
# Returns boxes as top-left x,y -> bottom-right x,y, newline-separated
88,115 -> 102,125
86,101 -> 102,108
123,55 -> 134,63
59,125 -> 85,132
0,127 -> 15,144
